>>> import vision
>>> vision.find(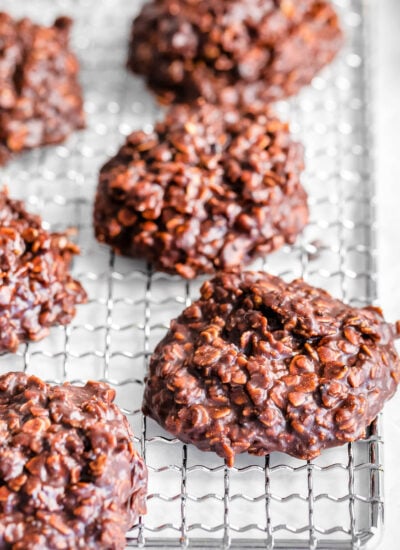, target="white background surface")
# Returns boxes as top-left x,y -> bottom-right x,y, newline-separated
377,1 -> 400,548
